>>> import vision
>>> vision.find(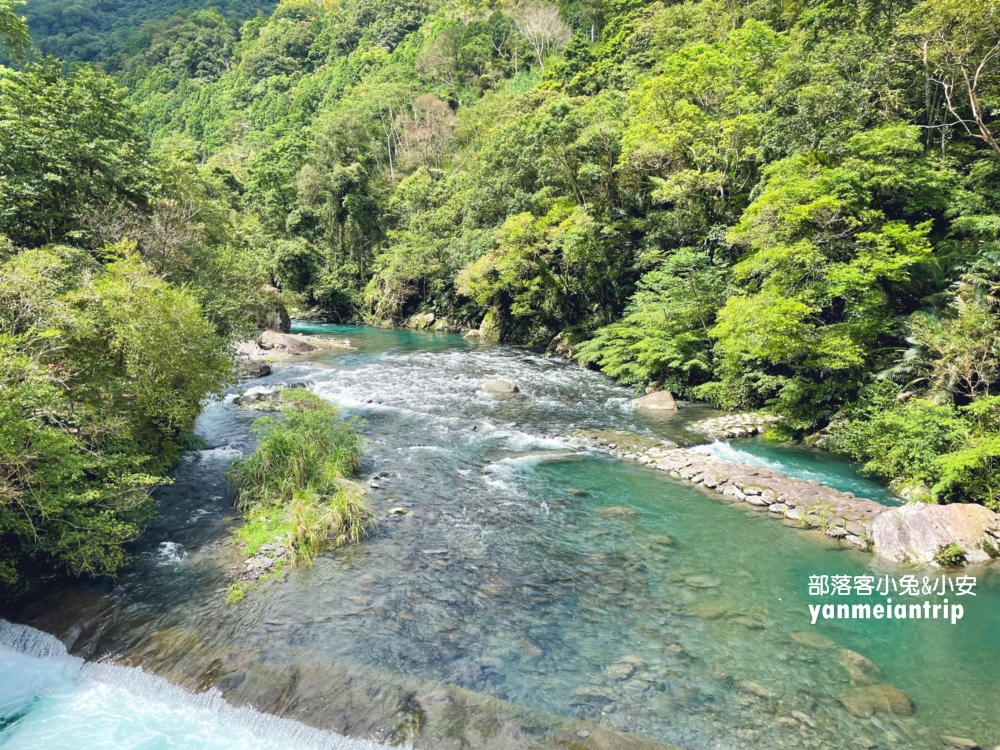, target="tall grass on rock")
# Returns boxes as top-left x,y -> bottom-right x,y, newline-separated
228,390 -> 373,565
